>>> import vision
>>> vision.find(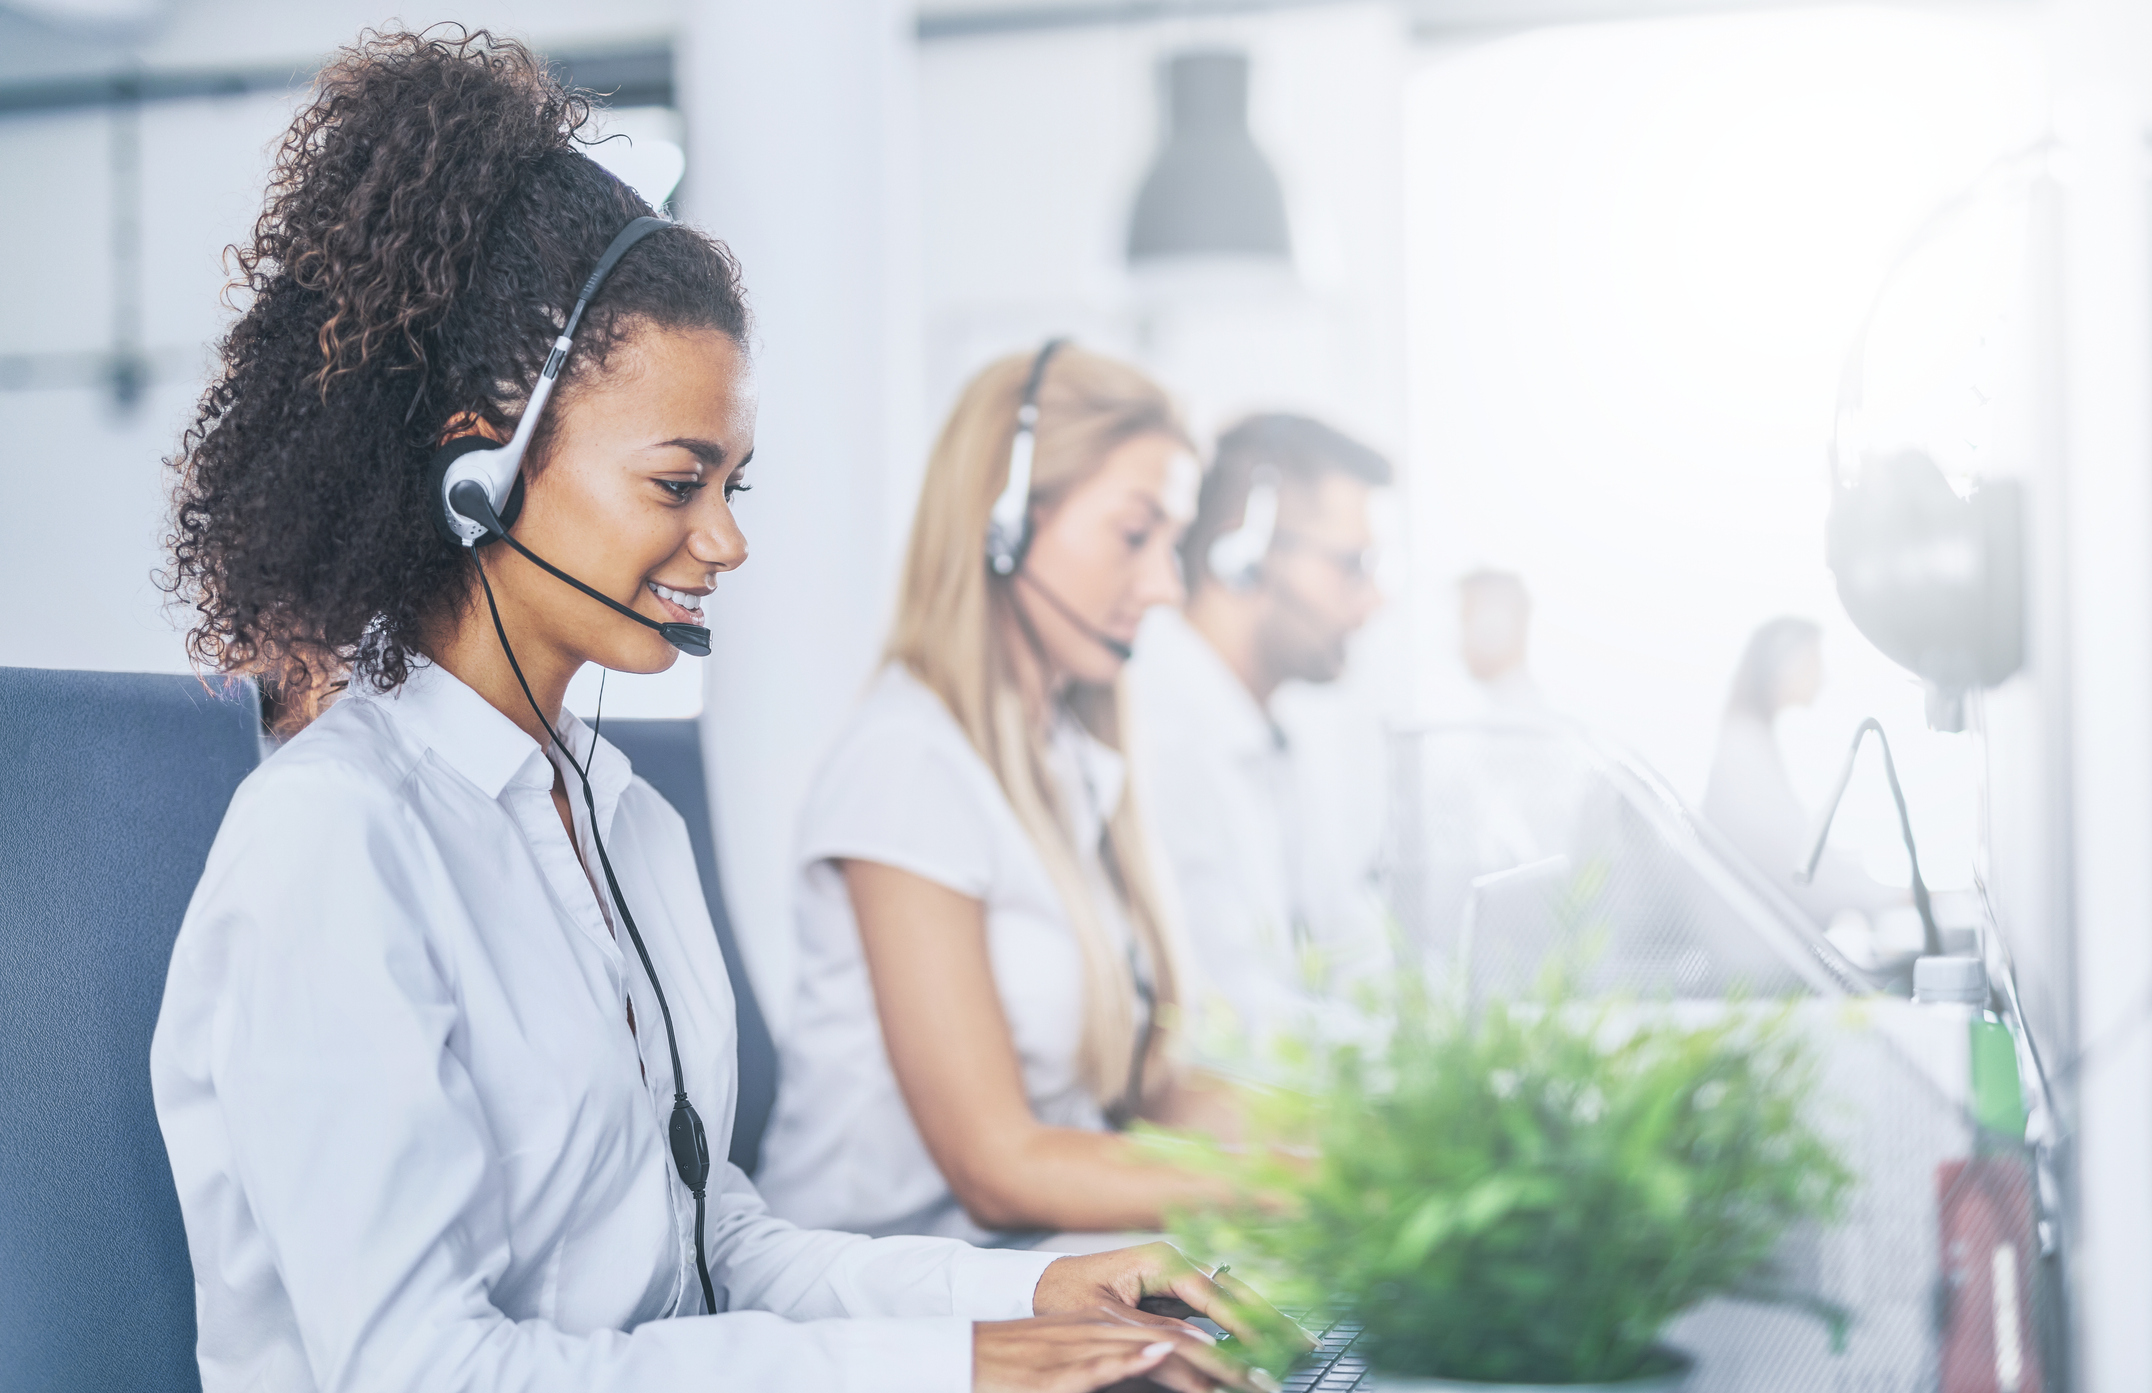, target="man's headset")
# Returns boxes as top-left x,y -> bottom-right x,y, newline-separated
984,338 -> 1139,663
1205,466 -> 1279,591
428,215 -> 719,1315
1202,464 -> 1360,665
426,215 -> 712,658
